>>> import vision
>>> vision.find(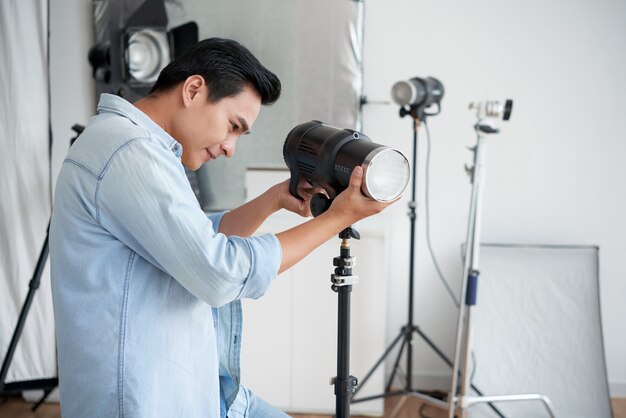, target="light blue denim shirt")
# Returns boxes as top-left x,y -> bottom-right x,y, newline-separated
50,94 -> 282,418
